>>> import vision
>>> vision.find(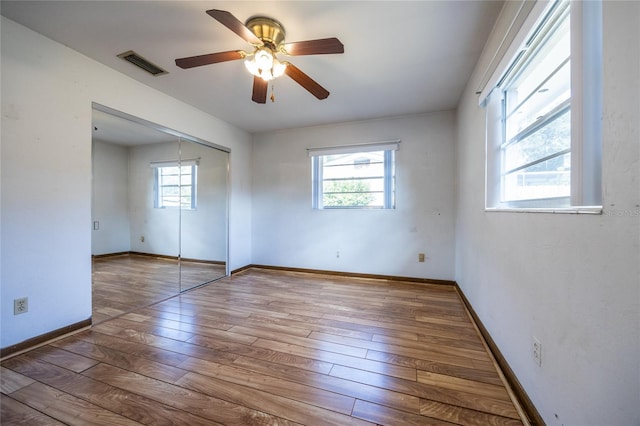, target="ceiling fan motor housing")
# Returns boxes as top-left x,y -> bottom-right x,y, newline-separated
245,16 -> 286,49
